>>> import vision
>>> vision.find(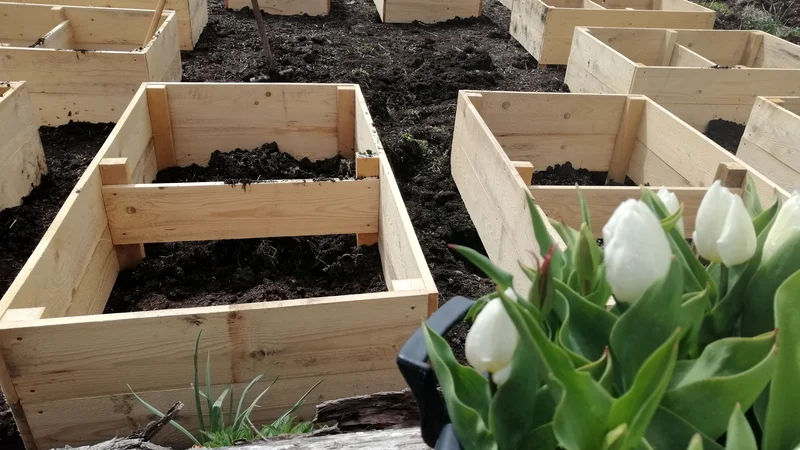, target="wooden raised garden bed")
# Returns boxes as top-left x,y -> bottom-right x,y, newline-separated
738,96 -> 800,192
451,90 -> 789,290
509,0 -> 715,66
0,82 -> 46,210
14,0 -> 206,50
0,2 -> 181,126
0,82 -> 438,450
372,0 -> 482,23
565,27 -> 800,131
225,0 -> 329,16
